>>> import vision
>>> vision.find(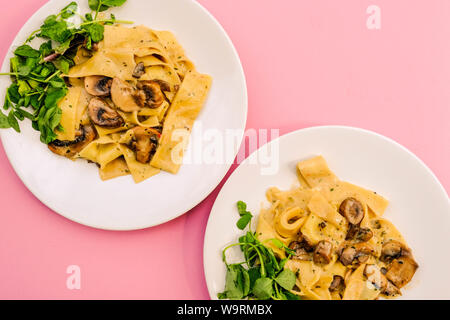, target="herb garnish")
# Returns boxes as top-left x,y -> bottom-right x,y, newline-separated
218,201 -> 301,300
0,0 -> 130,143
